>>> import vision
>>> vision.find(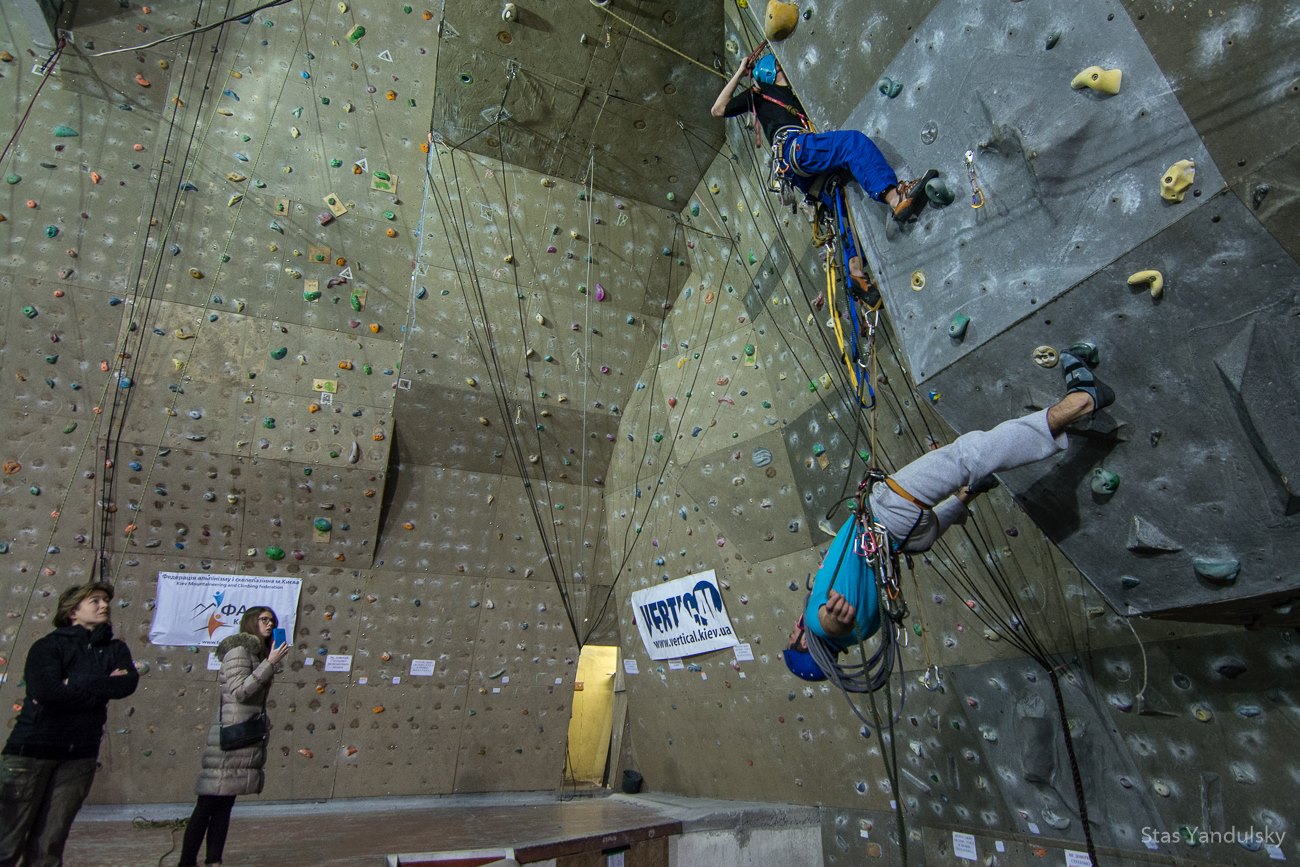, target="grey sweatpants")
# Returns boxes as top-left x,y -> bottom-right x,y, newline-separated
870,409 -> 1065,552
